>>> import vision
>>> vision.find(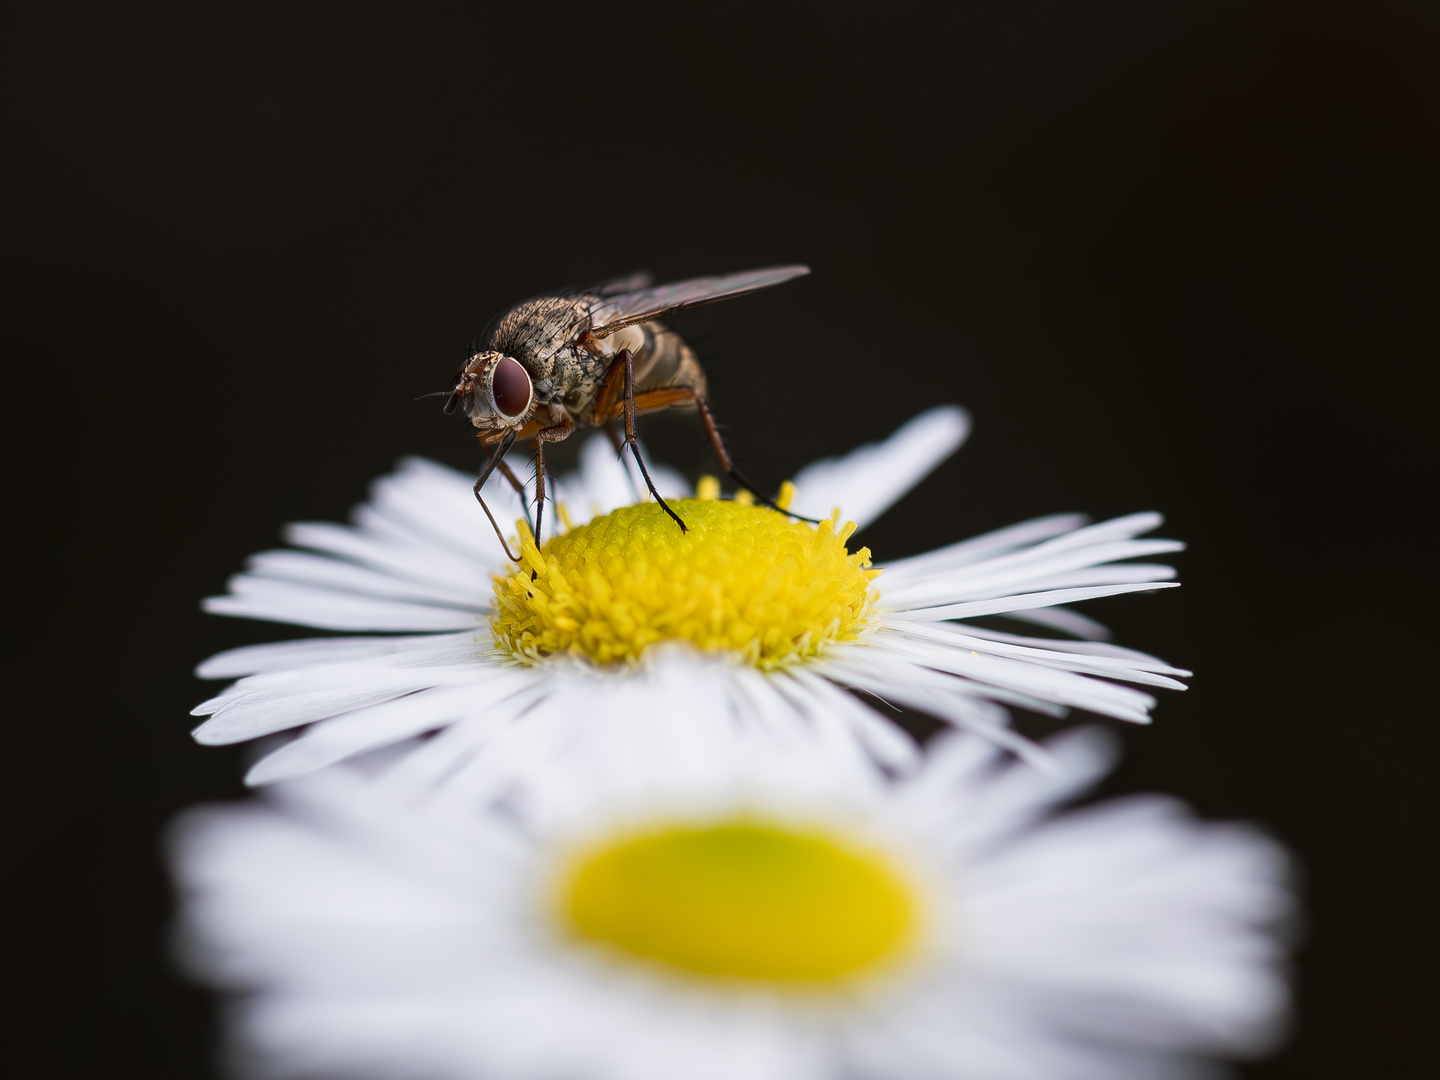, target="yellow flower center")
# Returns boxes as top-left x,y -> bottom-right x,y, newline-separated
556,819 -> 919,986
491,497 -> 877,669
